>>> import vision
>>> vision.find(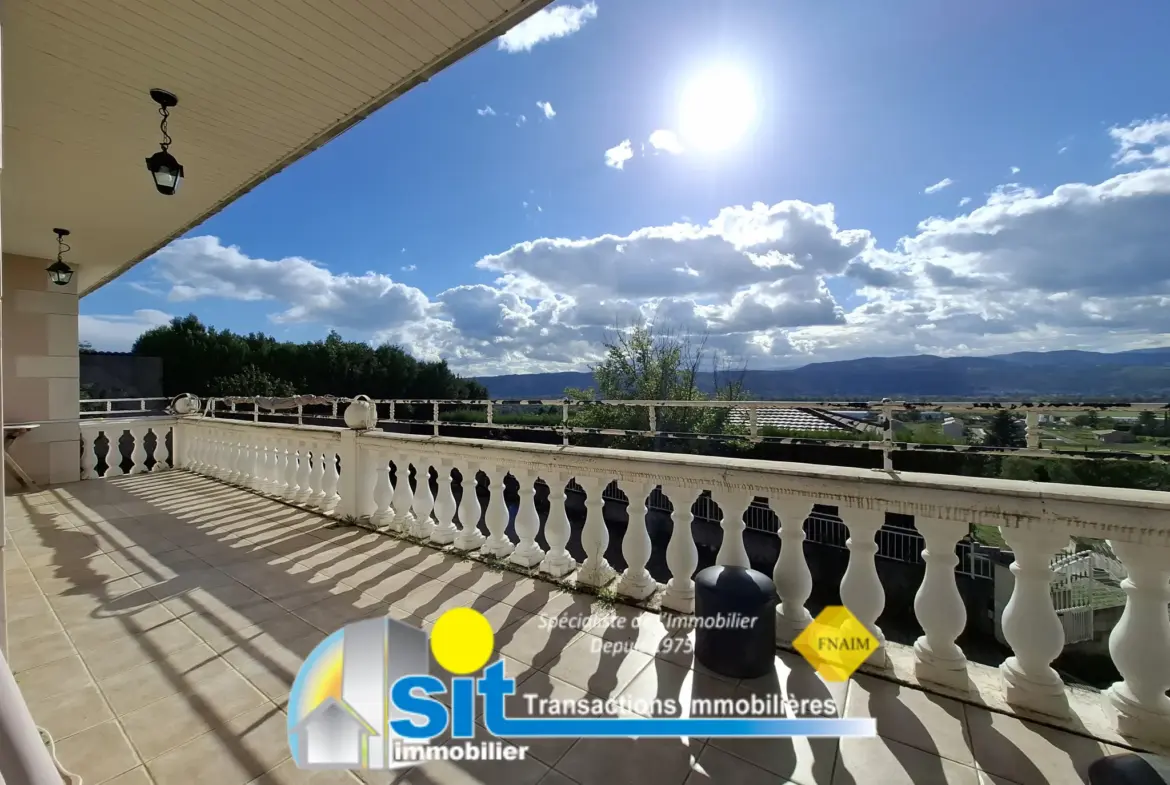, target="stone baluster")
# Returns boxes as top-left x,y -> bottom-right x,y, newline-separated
211,435 -> 226,479
998,526 -> 1070,718
371,451 -> 394,528
711,488 -> 752,568
773,499 -> 814,643
129,426 -> 148,475
254,438 -> 271,492
660,484 -> 698,613
539,472 -> 576,577
431,460 -> 460,545
294,442 -> 314,504
310,446 -> 328,508
617,479 -> 657,600
1025,412 -> 1040,450
840,508 -> 889,668
238,439 -> 254,486
107,429 -> 128,476
224,437 -> 242,484
278,439 -> 296,500
453,462 -> 486,551
913,518 -> 970,690
80,431 -> 99,480
391,458 -> 417,535
320,448 -> 341,513
356,445 -> 379,520
577,476 -> 616,587
187,432 -> 201,473
481,465 -> 515,558
510,468 -> 544,568
1106,539 -> 1170,745
410,463 -> 436,540
150,428 -> 168,471
199,433 -> 212,475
